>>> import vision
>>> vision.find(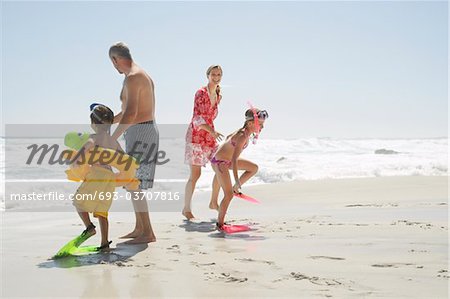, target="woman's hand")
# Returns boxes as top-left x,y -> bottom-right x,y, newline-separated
211,130 -> 224,141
